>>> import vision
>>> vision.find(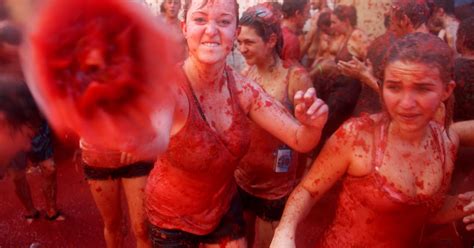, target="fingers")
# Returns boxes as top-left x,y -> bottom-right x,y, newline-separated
293,90 -> 305,107
306,98 -> 325,117
465,223 -> 474,231
458,191 -> 474,201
